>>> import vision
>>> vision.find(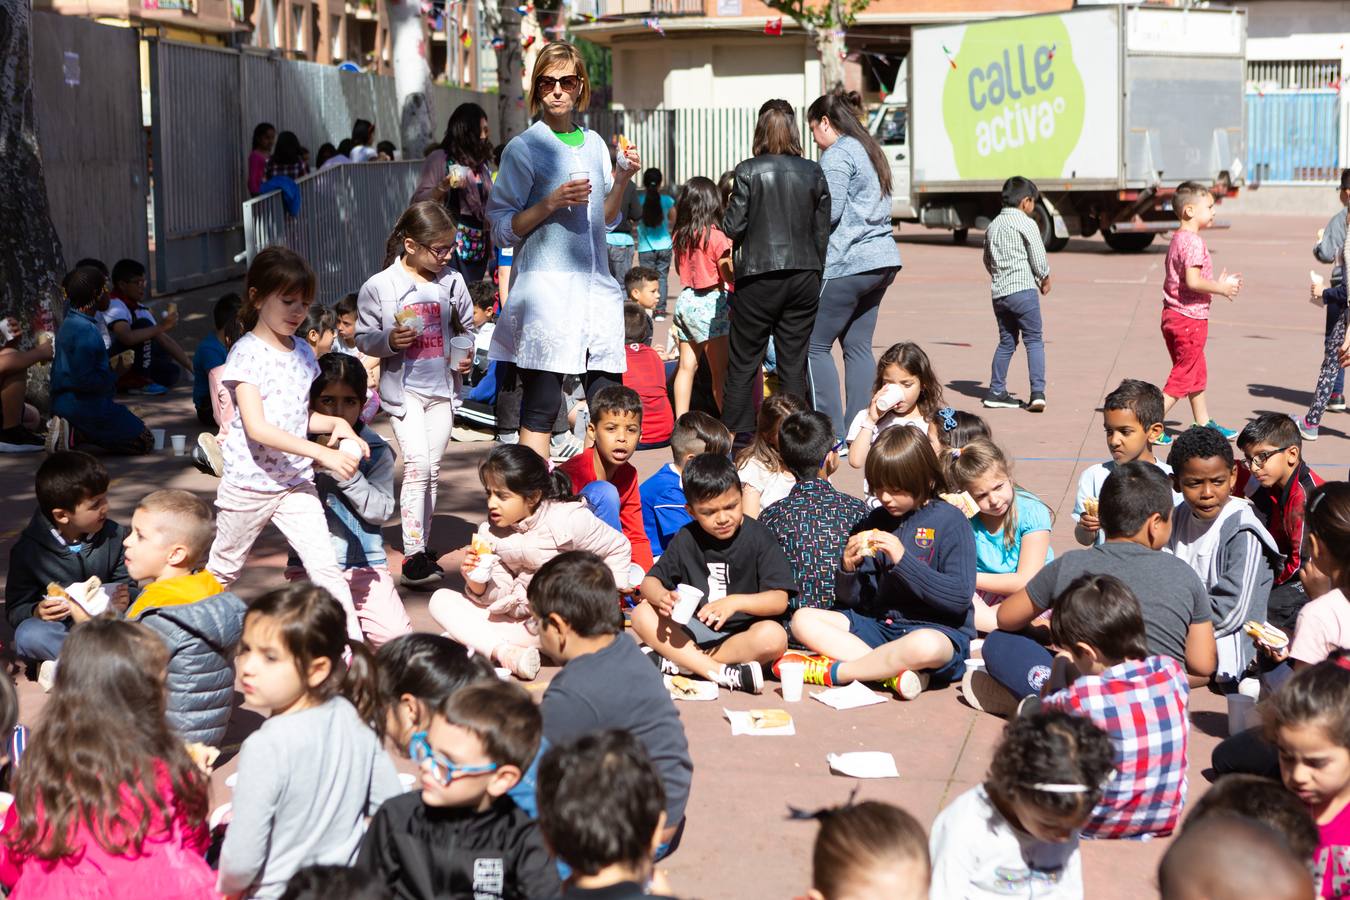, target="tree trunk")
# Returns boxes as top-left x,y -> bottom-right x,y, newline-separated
0,0 -> 64,410
492,6 -> 528,141
387,0 -> 434,157
815,27 -> 845,93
